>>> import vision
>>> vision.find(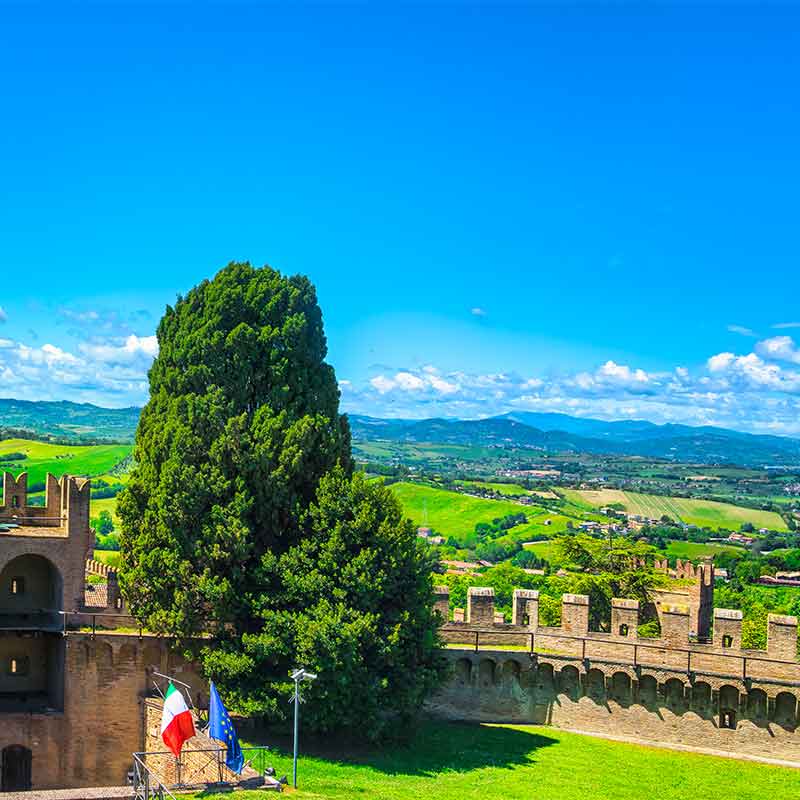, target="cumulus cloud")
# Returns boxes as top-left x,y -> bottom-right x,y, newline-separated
342,341 -> 800,435
755,335 -> 800,365
0,332 -> 158,407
